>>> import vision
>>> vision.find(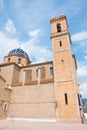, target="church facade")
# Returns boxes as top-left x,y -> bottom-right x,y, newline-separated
0,15 -> 84,123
